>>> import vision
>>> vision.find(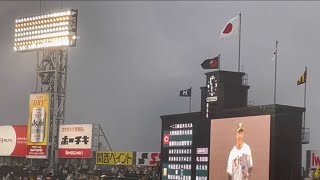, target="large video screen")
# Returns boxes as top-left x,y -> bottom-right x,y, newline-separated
209,115 -> 270,180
